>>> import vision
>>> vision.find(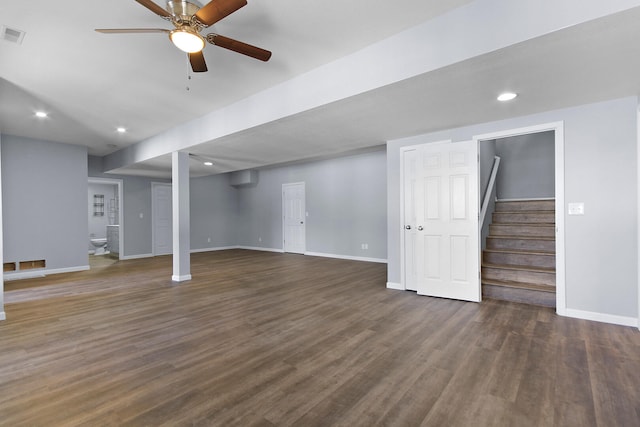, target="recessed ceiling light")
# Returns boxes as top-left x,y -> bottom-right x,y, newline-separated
497,92 -> 517,102
35,111 -> 47,118
116,127 -> 126,133
203,161 -> 213,166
